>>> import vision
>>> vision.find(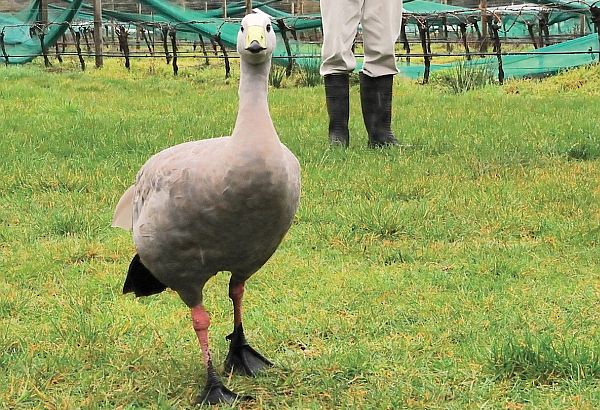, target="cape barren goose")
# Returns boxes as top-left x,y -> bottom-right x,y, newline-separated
112,13 -> 301,405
